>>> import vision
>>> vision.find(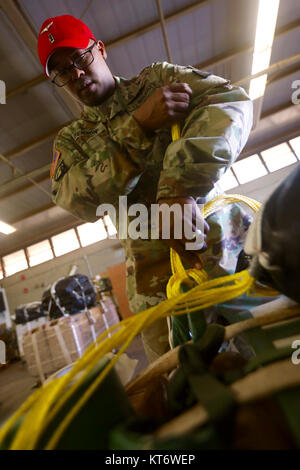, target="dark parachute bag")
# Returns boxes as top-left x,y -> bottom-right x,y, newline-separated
42,274 -> 97,320
245,164 -> 300,303
14,301 -> 46,324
